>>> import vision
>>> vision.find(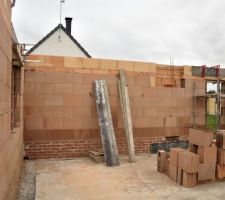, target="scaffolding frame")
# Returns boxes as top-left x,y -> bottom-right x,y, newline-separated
193,78 -> 225,134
